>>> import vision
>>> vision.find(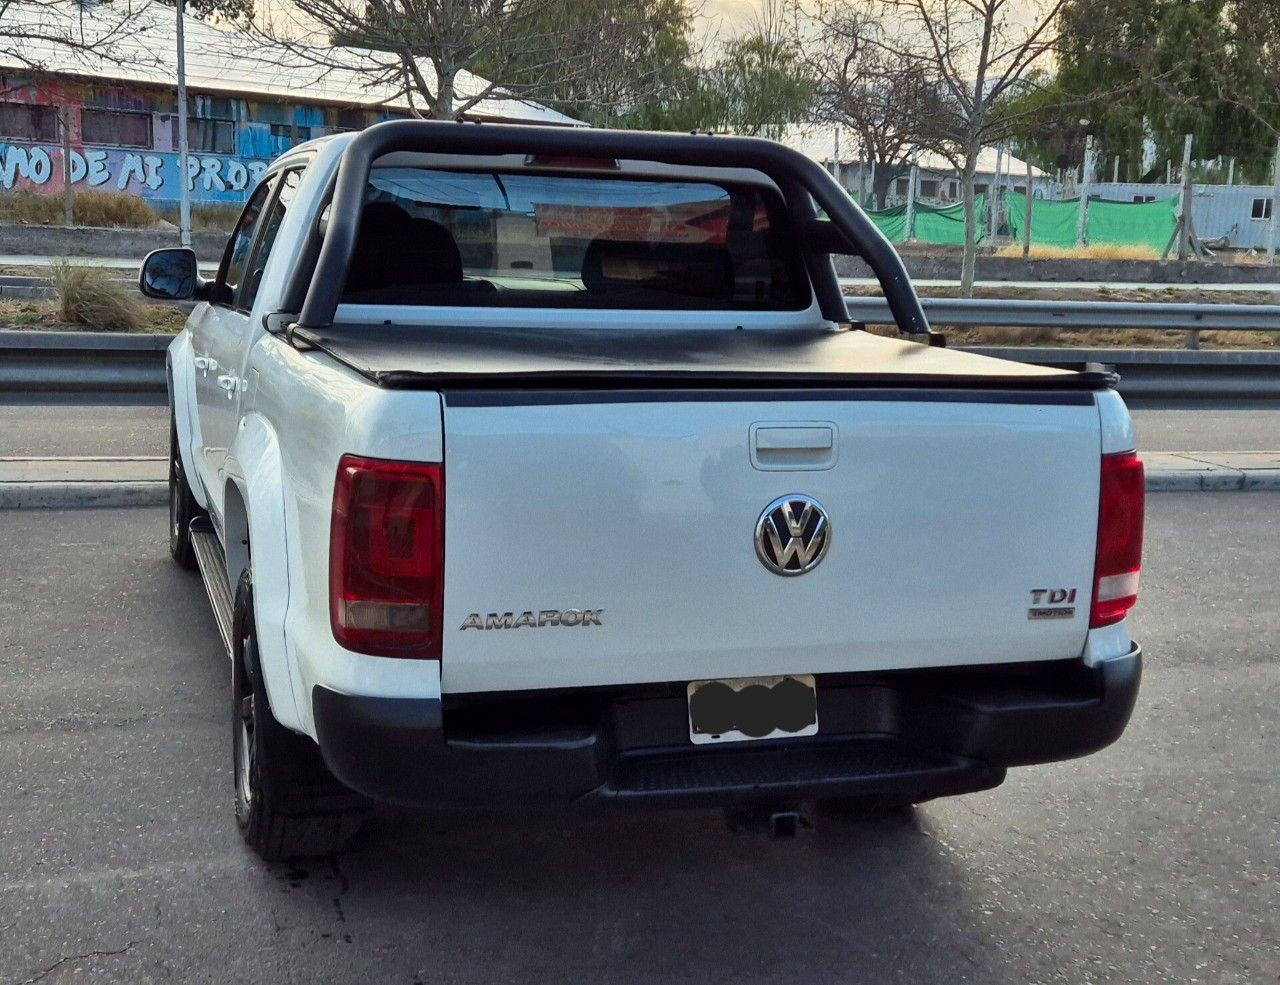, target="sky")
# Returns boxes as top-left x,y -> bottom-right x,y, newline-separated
703,0 -> 762,31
